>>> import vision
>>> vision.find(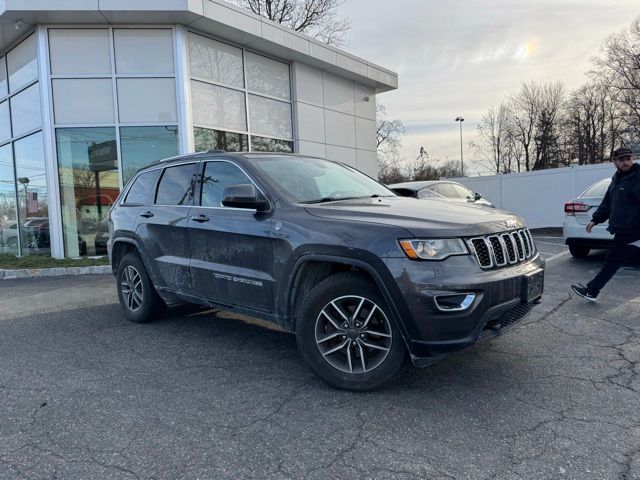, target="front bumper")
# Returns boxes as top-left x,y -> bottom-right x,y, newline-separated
383,254 -> 545,365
